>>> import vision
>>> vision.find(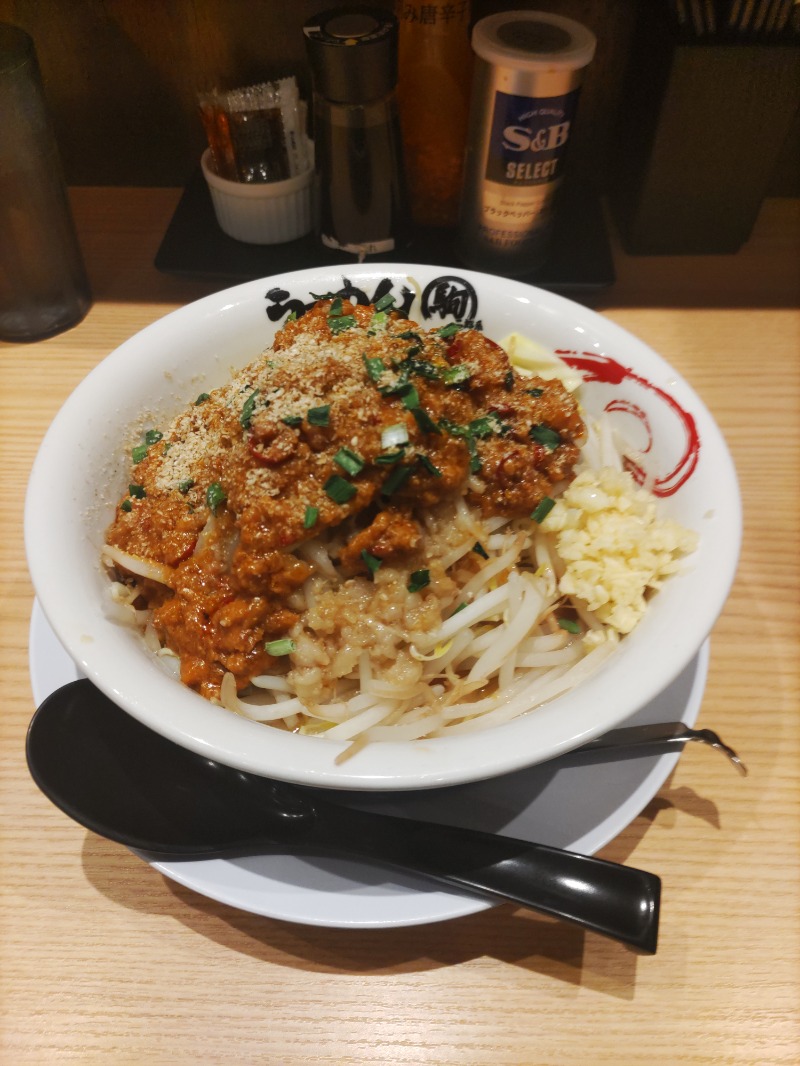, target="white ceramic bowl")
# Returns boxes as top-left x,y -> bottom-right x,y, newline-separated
201,148 -> 314,244
25,265 -> 741,790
